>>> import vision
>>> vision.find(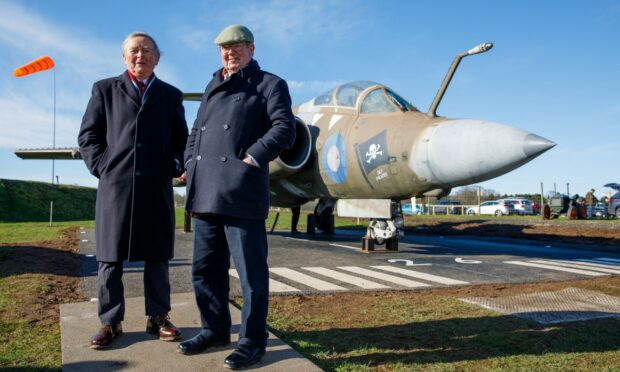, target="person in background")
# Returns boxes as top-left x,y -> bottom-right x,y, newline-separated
585,188 -> 598,218
291,206 -> 301,234
179,24 -> 295,370
78,32 -> 188,349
